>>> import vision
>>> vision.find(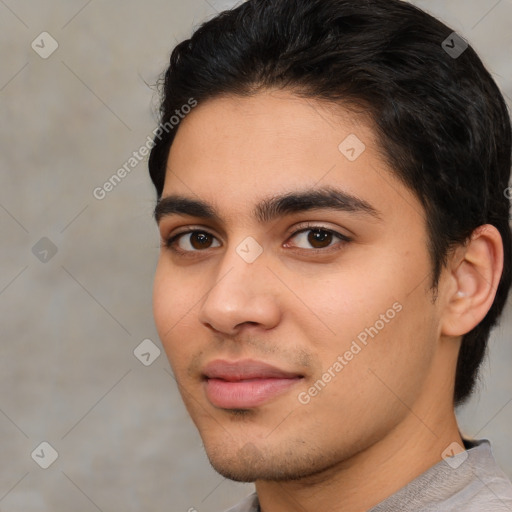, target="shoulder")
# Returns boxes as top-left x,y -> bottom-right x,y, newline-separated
371,439 -> 512,512
441,439 -> 512,511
